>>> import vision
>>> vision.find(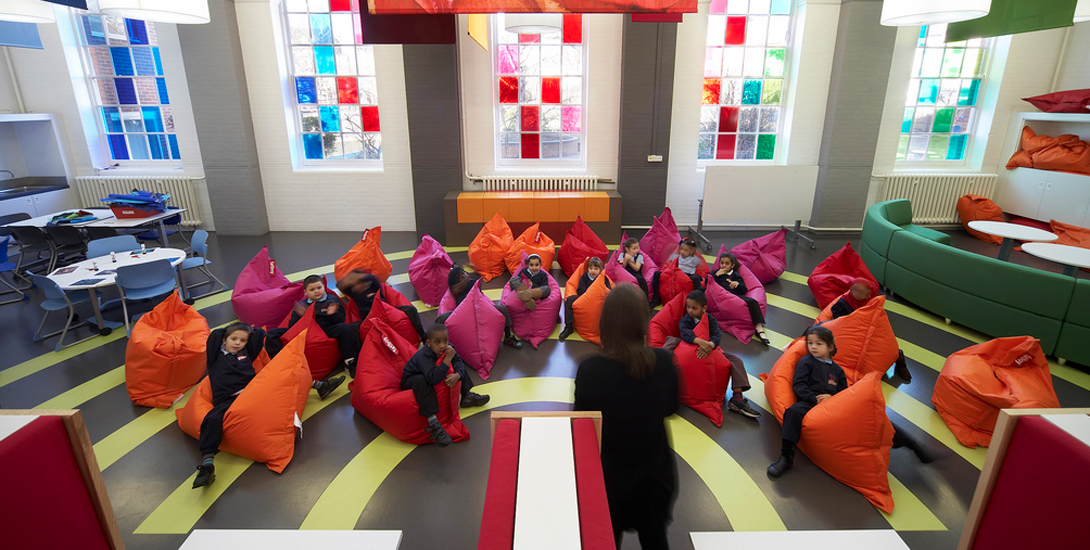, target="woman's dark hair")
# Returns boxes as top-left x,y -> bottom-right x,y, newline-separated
623,237 -> 639,250
599,283 -> 655,380
302,274 -> 323,287
719,252 -> 738,268
224,322 -> 253,337
803,325 -> 836,357
587,257 -> 603,270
